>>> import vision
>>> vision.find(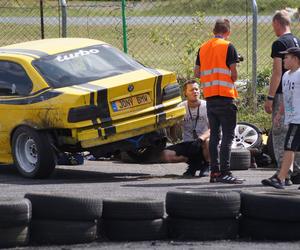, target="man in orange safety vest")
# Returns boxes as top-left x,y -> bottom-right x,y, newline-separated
194,18 -> 244,184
